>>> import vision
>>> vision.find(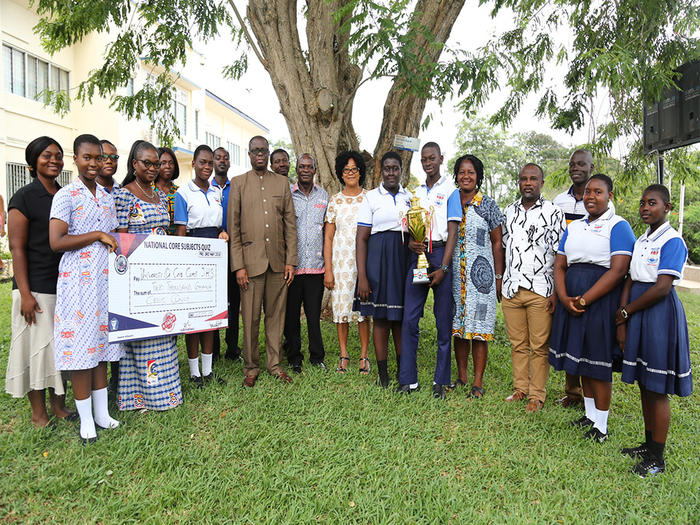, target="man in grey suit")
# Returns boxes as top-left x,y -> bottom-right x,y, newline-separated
228,136 -> 298,387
